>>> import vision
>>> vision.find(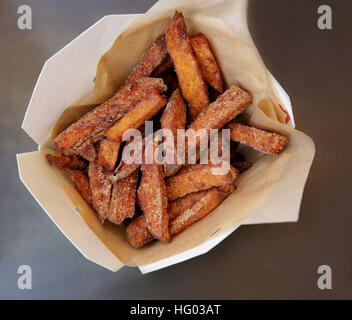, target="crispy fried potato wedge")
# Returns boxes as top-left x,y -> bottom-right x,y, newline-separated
64,169 -> 94,209
113,161 -> 140,182
54,78 -> 166,152
168,189 -> 208,221
189,85 -> 252,132
190,33 -> 223,93
125,36 -> 168,85
170,186 -> 234,235
166,85 -> 252,175
227,123 -> 288,154
71,138 -> 97,162
138,162 -> 170,241
126,184 -> 235,248
108,171 -> 138,225
160,88 -> 186,137
165,163 -> 238,201
126,214 -> 154,248
165,11 -> 209,120
160,88 -> 187,177
88,161 -> 113,222
46,154 -> 71,168
46,153 -> 87,170
106,89 -> 167,142
98,139 -> 120,172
